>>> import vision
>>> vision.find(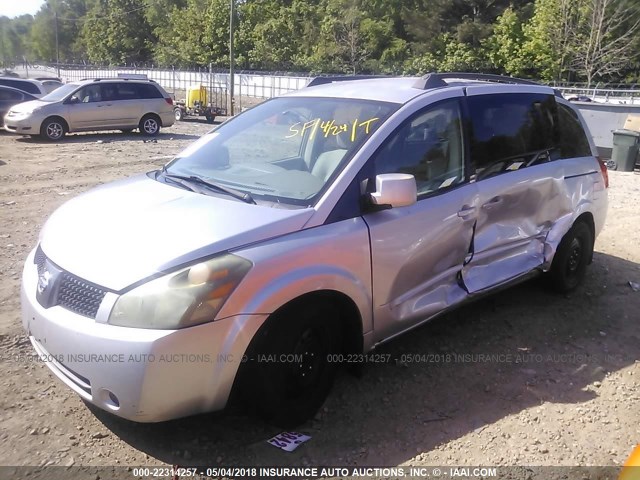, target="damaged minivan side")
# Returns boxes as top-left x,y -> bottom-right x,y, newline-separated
21,73 -> 608,427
